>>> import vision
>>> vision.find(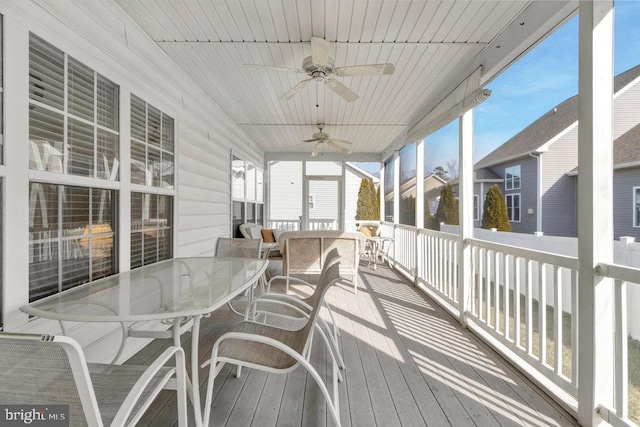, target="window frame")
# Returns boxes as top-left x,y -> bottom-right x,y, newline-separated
506,193 -> 521,223
505,165 -> 521,191
230,152 -> 264,229
633,186 -> 640,228
473,195 -> 479,221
